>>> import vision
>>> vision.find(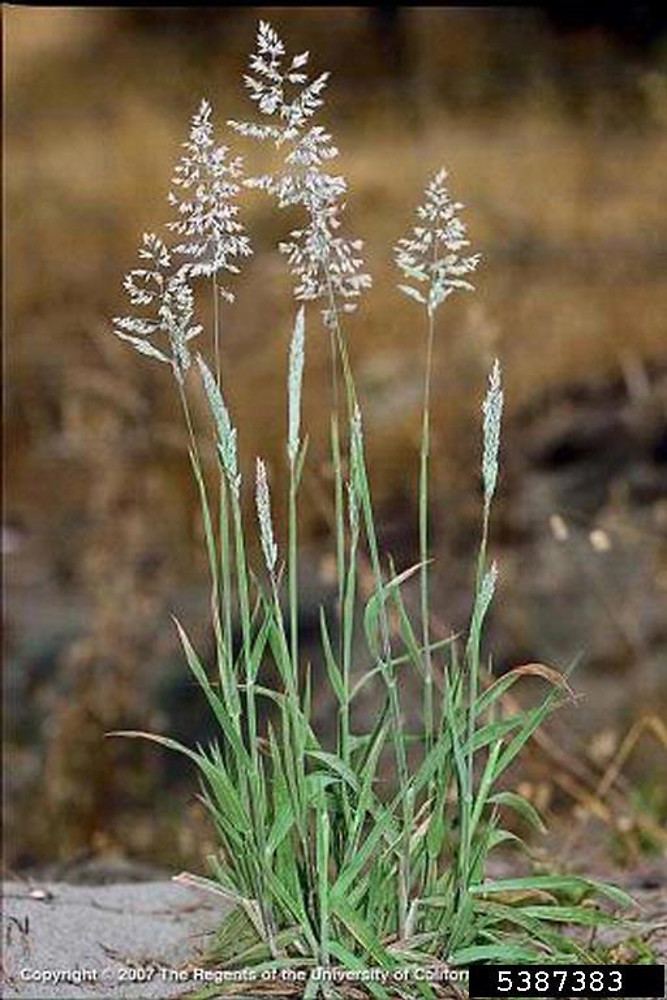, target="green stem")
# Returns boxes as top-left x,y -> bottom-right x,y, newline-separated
219,475 -> 233,679
286,461 -> 310,847
230,493 -> 257,768
211,276 -> 234,682
420,308 -> 436,760
212,274 -> 221,388
341,507 -> 358,771
288,468 -> 299,690
457,503 -> 491,935
331,416 -> 346,691
323,270 -> 411,937
177,381 -> 226,691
